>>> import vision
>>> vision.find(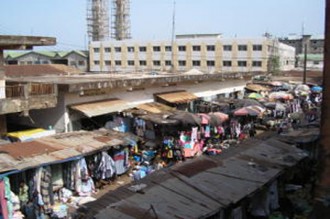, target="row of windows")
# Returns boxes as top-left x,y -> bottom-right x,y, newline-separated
93,44 -> 263,53
94,60 -> 263,67
18,60 -> 85,65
